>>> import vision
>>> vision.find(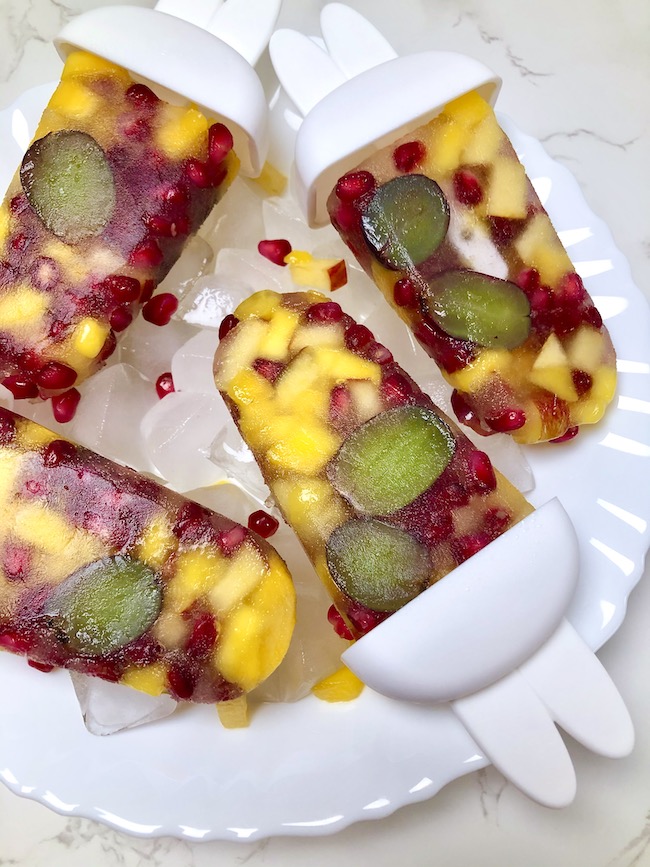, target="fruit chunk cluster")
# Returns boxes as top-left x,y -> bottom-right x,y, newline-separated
214,290 -> 533,639
0,51 -> 239,420
327,91 -> 616,444
0,408 -> 295,702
